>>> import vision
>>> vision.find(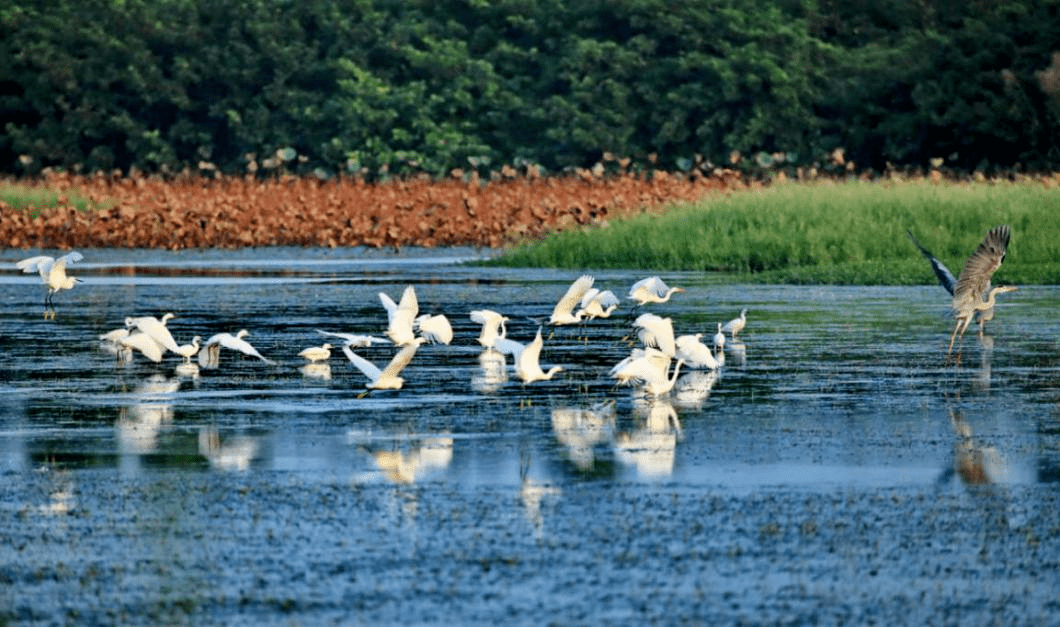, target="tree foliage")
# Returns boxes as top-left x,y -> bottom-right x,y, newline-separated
0,0 -> 1057,177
